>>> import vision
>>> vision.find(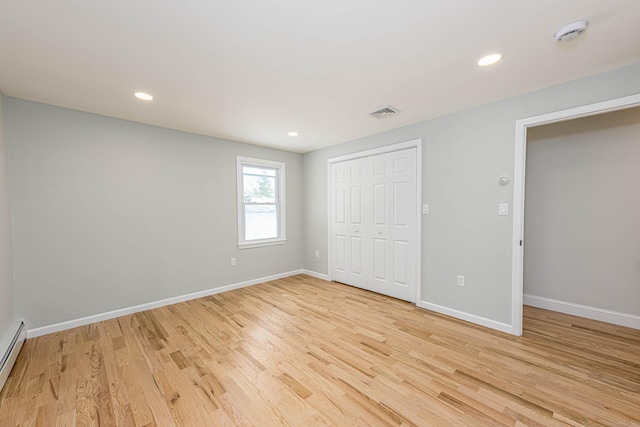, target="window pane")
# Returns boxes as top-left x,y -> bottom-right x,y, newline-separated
243,173 -> 276,203
245,204 -> 278,240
